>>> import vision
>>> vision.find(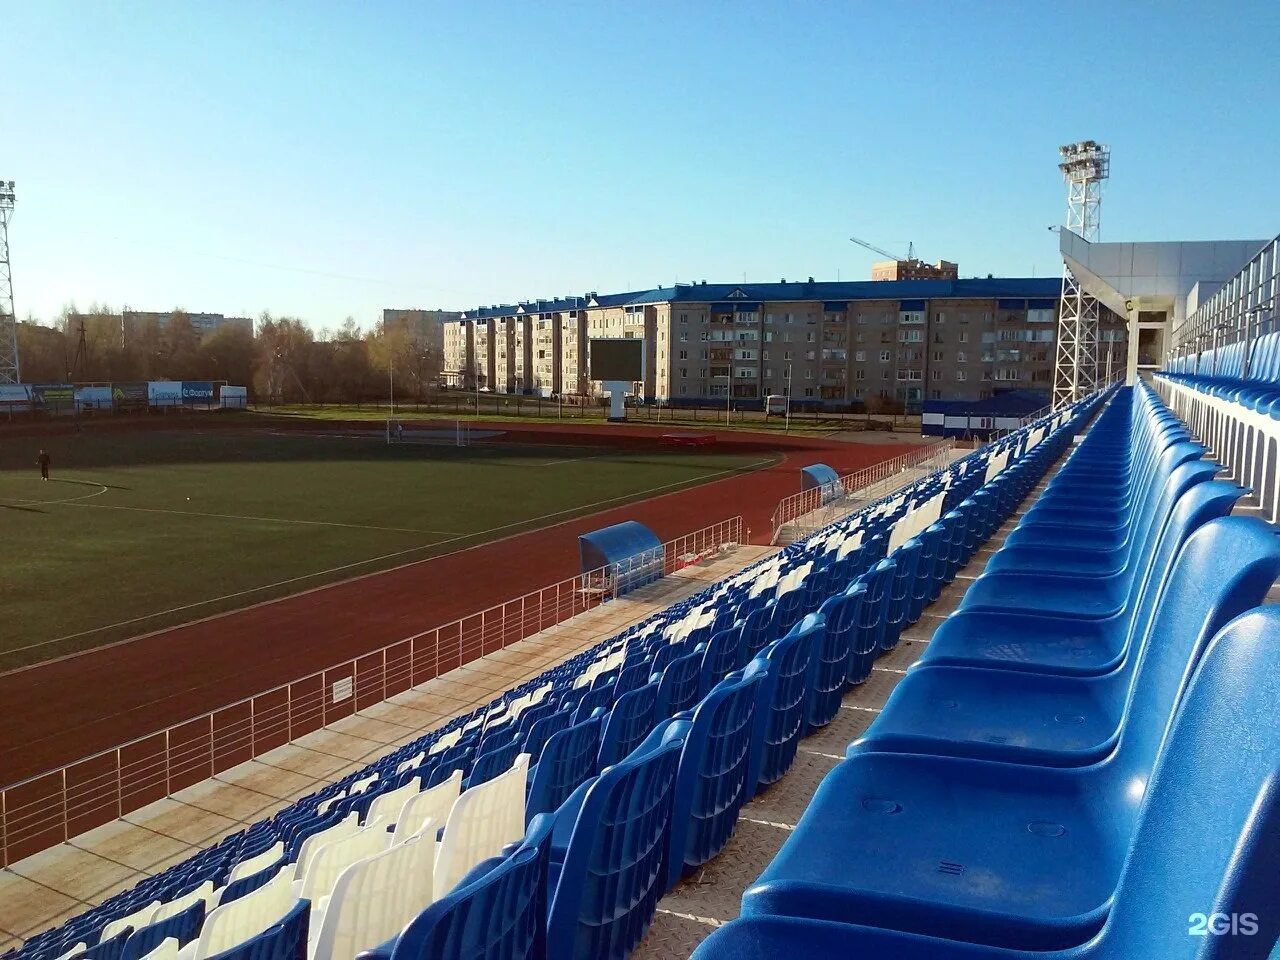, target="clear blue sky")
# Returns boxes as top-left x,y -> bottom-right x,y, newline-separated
7,0 -> 1277,331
